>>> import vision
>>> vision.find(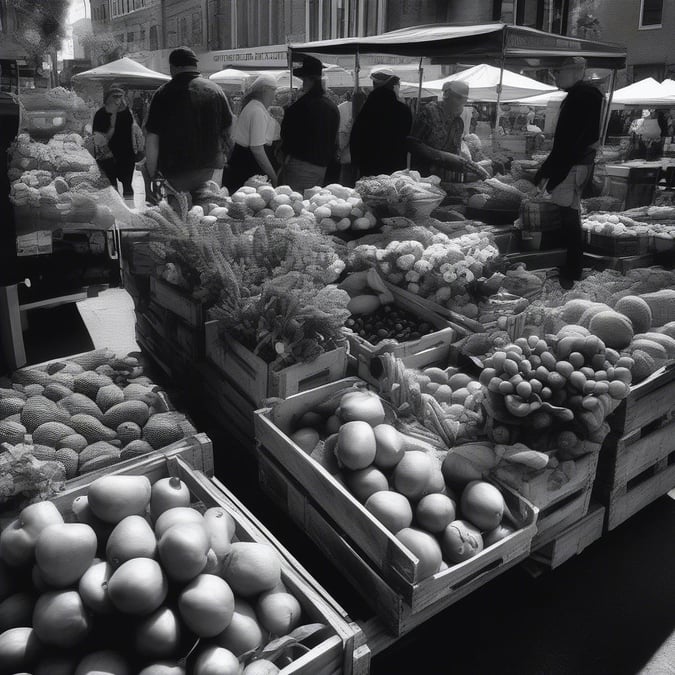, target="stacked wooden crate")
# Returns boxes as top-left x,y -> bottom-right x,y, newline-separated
595,364 -> 675,530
